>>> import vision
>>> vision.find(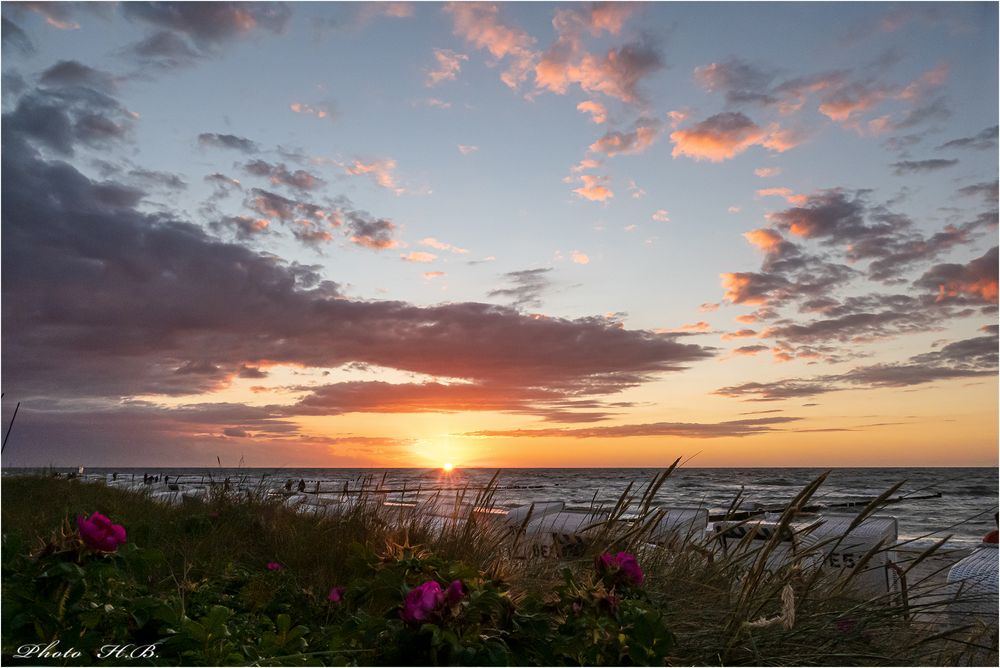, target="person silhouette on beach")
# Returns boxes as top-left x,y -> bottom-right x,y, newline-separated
284,479 -> 293,491
297,479 -> 305,492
